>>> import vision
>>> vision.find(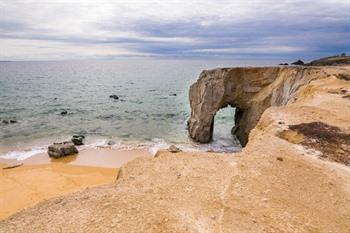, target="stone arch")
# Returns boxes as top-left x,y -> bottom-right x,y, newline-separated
187,66 -> 325,146
187,67 -> 283,146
